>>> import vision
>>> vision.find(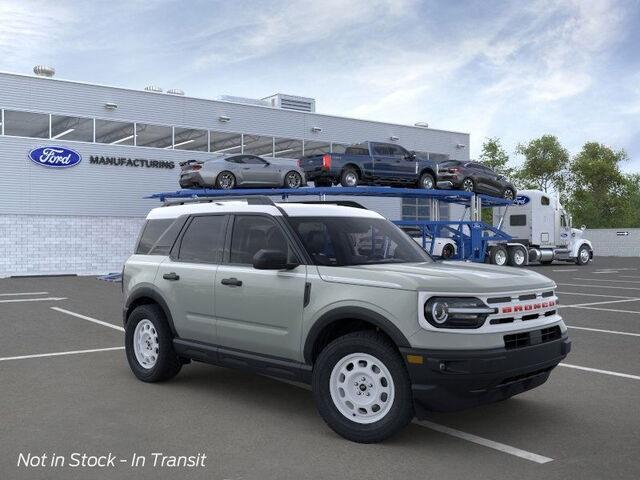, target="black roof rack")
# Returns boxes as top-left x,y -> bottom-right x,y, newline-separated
290,200 -> 368,210
162,195 -> 275,207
